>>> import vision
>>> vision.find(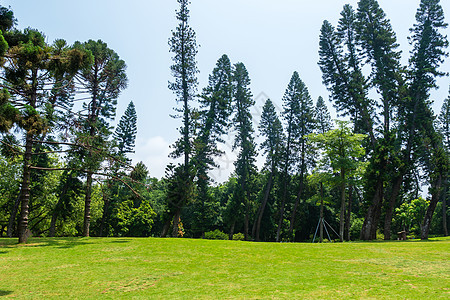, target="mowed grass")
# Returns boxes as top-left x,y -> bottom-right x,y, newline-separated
0,237 -> 449,299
